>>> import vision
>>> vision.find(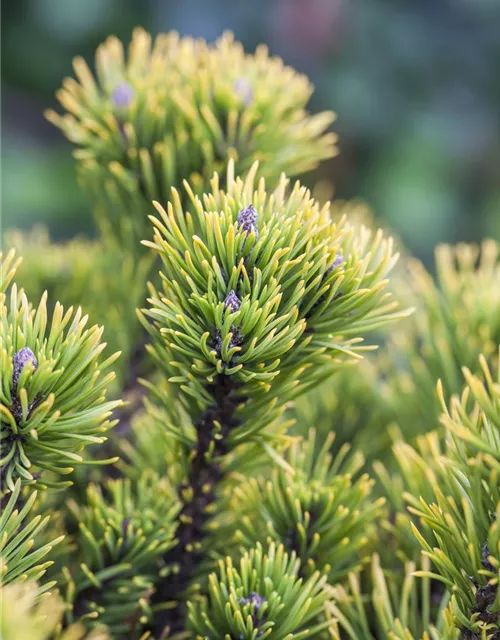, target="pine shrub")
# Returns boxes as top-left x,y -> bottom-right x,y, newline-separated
1,30 -> 498,640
